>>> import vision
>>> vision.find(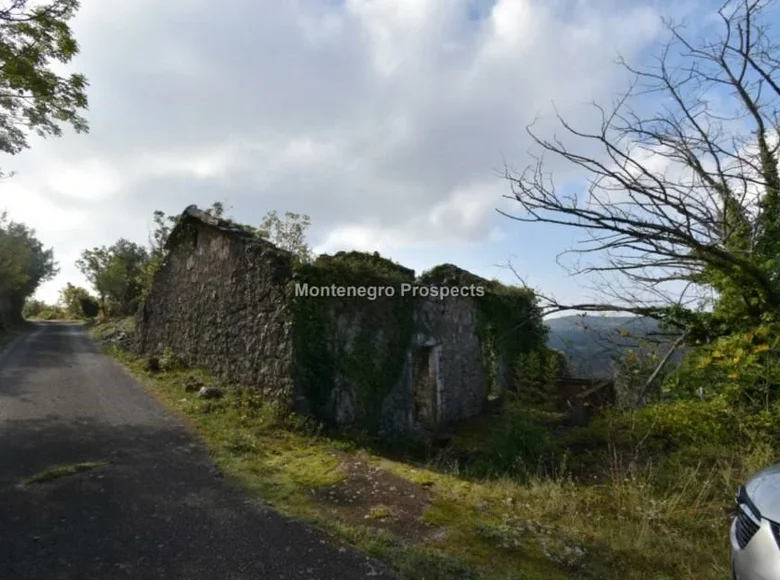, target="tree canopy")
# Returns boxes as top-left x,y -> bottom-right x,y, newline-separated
0,211 -> 57,325
58,282 -> 96,319
0,0 -> 89,176
76,240 -> 148,317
